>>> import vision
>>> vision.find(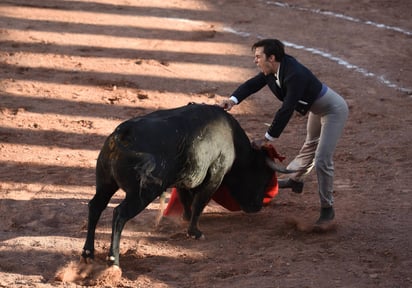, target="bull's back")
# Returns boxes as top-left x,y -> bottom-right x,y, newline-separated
114,104 -> 241,153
